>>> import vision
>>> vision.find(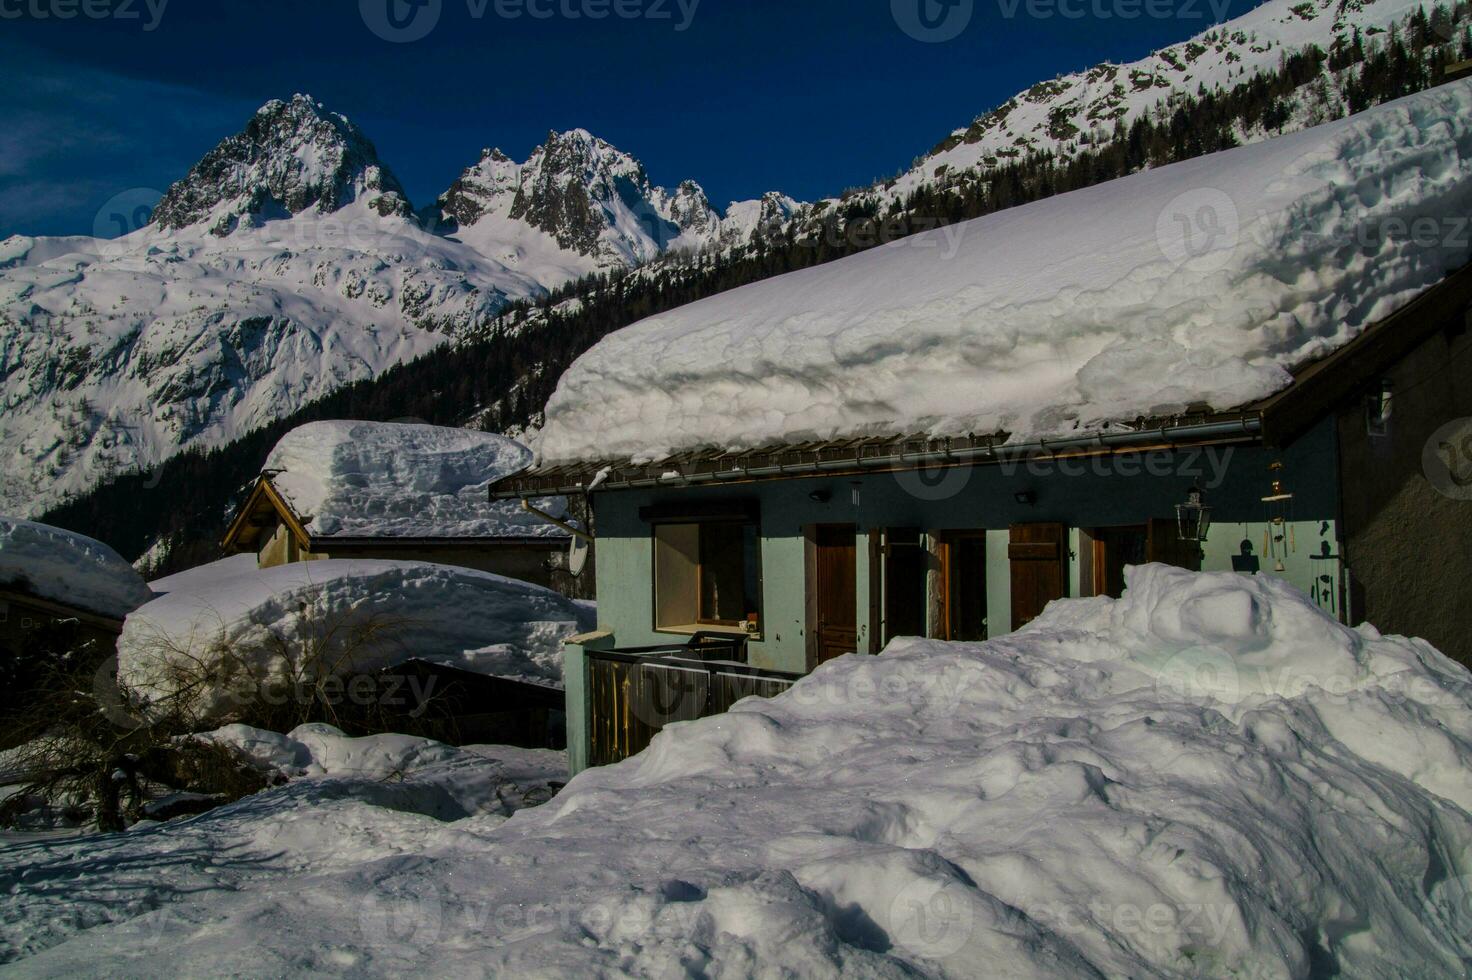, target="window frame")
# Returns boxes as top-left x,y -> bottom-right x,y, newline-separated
649,513 -> 763,637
